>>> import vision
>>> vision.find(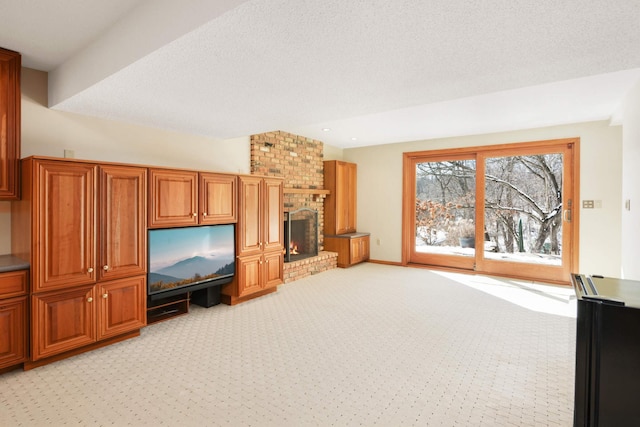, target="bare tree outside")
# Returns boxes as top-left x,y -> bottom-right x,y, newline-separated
415,153 -> 563,265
